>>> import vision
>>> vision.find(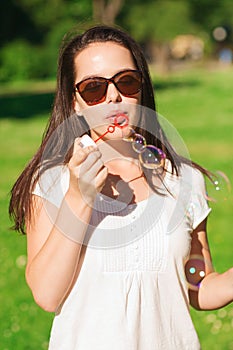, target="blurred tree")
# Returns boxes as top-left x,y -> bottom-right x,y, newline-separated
93,0 -> 124,24
14,0 -> 93,43
120,0 -> 199,71
121,0 -> 196,42
1,0 -> 233,82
